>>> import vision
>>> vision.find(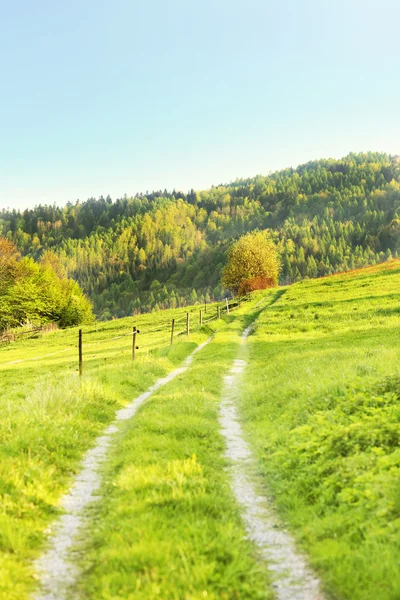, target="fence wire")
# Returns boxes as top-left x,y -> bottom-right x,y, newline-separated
0,296 -> 249,368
